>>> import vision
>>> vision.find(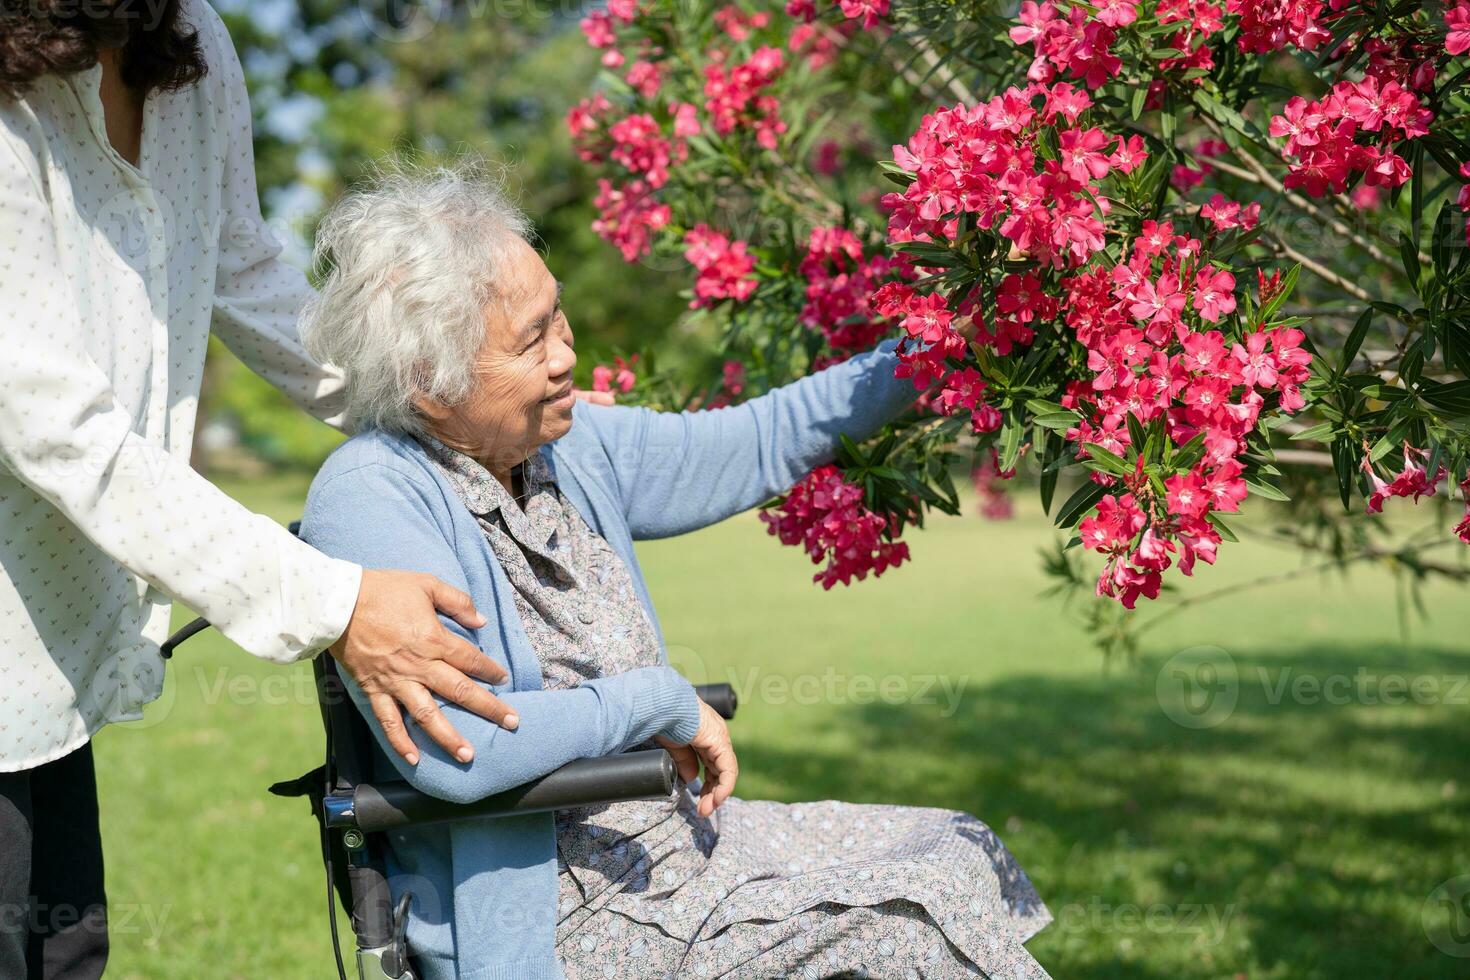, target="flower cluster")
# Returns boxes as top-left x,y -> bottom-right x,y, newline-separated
785,0 -> 891,29
1361,443 -> 1447,513
684,224 -> 759,308
1009,1 -> 1124,89
1225,0 -> 1328,54
580,0 -> 642,67
590,179 -> 670,262
1268,77 -> 1433,196
759,464 -> 910,588
704,46 -> 788,149
1456,476 -> 1470,544
874,83 -> 1142,421
591,354 -> 639,395
1053,227 -> 1312,606
883,85 -> 1134,265
607,112 -> 687,188
971,447 -> 1017,520
1452,1 -> 1470,56
797,227 -> 905,353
